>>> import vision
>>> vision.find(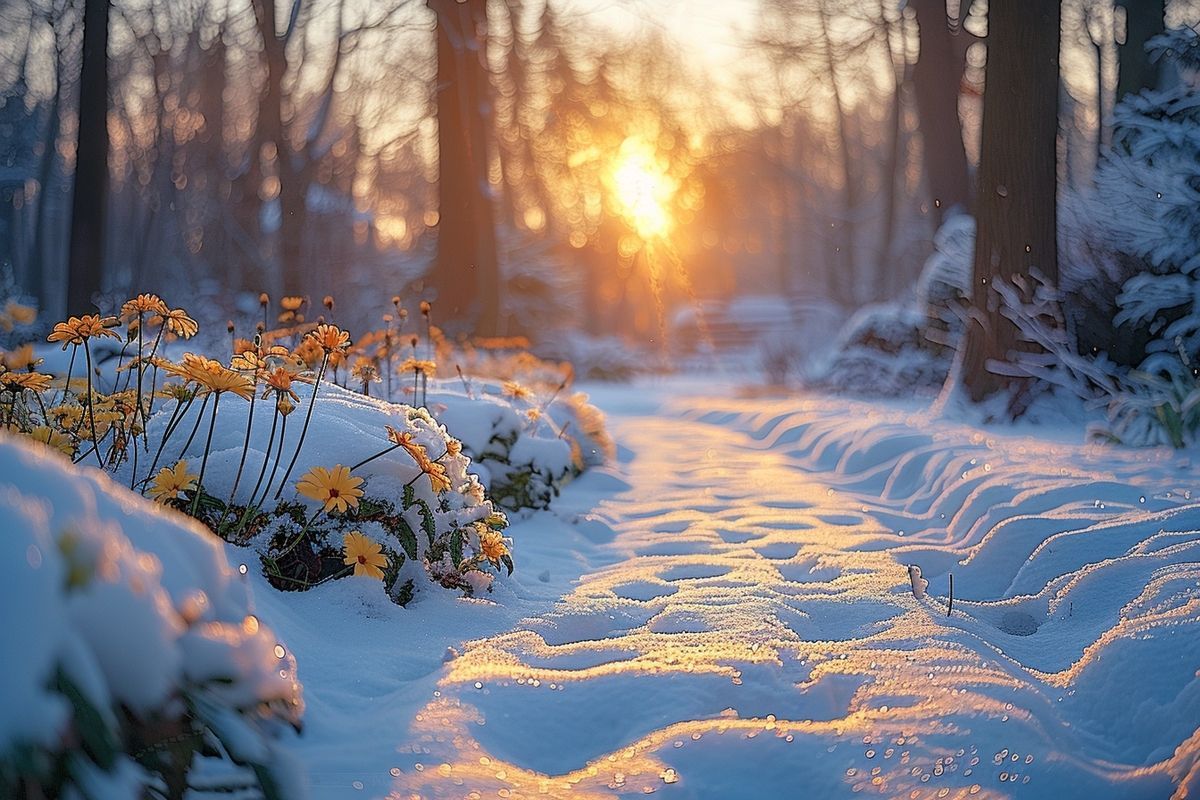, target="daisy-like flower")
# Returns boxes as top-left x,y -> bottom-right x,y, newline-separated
28,425 -> 75,457
46,315 -> 120,349
120,293 -> 168,320
153,308 -> 199,339
309,323 -> 351,355
385,425 -> 451,493
195,365 -> 254,400
343,531 -> 388,579
351,358 -> 380,386
293,337 -> 325,370
398,358 -> 437,377
148,460 -> 199,503
296,465 -> 363,513
502,380 -> 533,401
477,525 -> 509,563
262,366 -> 311,401
0,371 -> 52,393
49,404 -> 84,429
